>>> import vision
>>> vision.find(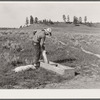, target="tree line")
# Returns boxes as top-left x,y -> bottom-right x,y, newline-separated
25,15 -> 54,27
63,15 -> 88,24
20,15 -> 93,28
